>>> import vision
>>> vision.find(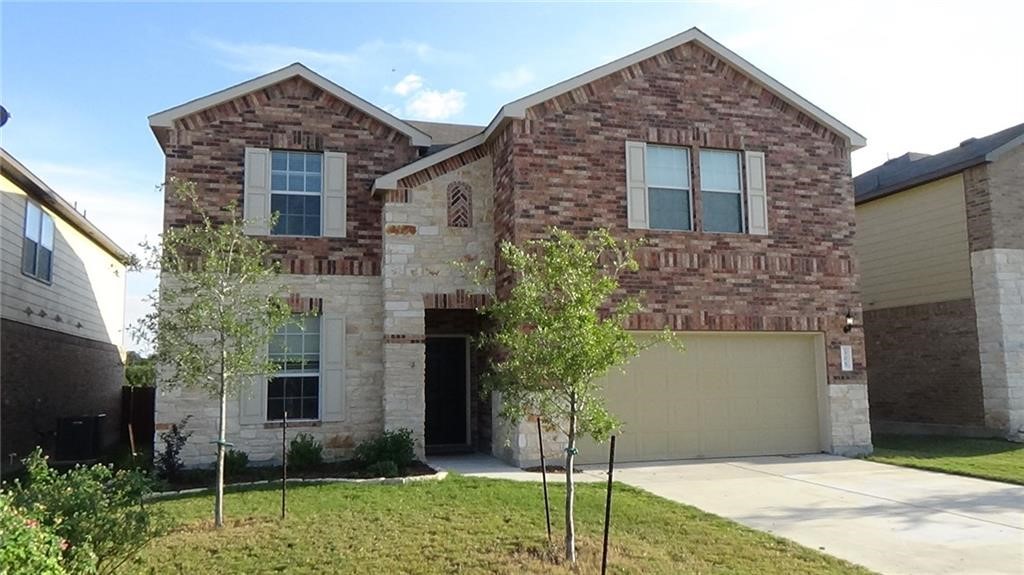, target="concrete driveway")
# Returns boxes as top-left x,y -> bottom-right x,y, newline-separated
582,454 -> 1024,575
